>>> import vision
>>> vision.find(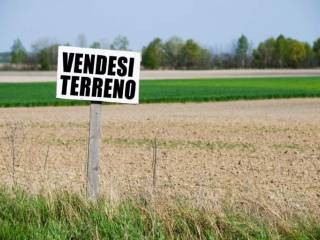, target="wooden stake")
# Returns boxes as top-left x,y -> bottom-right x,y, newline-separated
87,101 -> 102,200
